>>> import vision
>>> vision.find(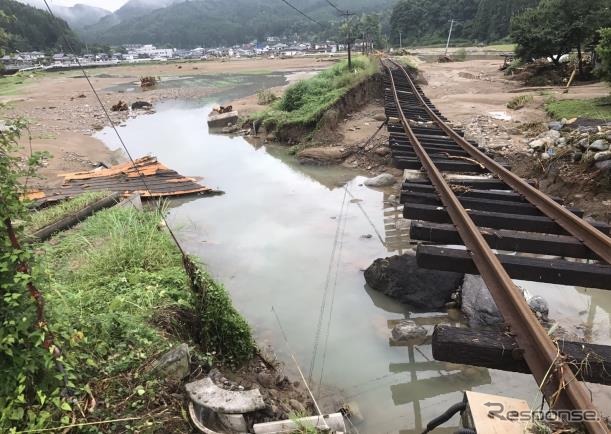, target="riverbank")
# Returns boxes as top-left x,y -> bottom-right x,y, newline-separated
415,57 -> 611,220
0,56 -> 327,189
17,196 -> 315,432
